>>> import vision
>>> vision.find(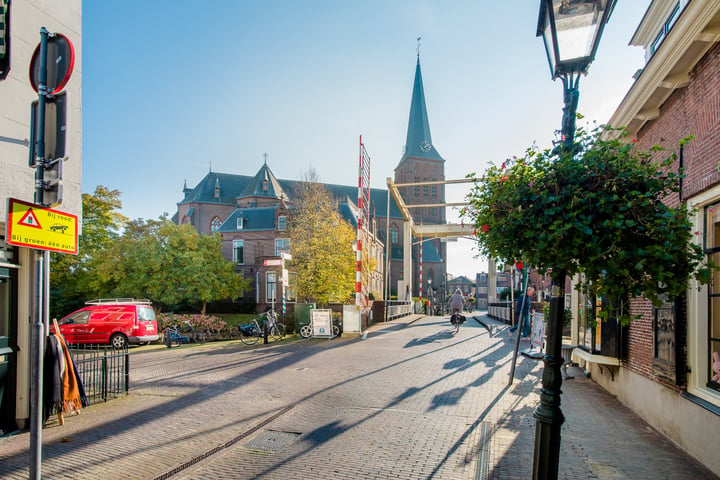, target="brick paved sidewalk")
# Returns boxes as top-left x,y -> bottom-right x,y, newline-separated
473,313 -> 718,480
